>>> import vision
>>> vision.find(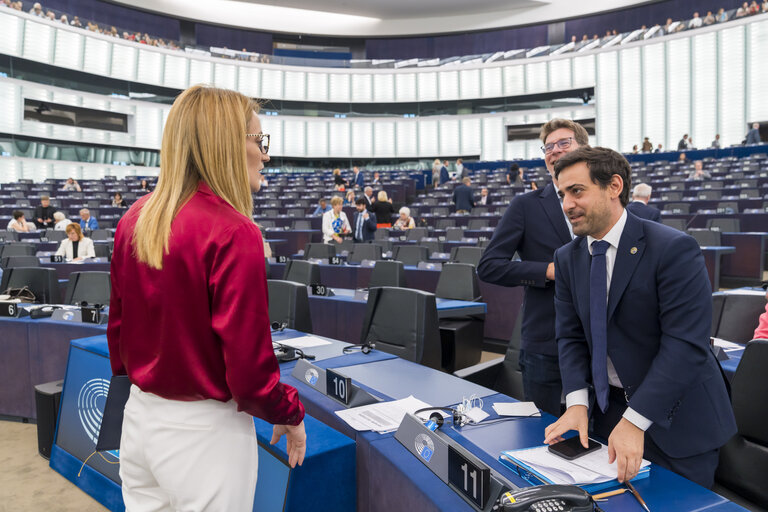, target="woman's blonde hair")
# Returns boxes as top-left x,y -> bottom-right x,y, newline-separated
377,190 -> 388,201
65,223 -> 84,241
133,85 -> 259,269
